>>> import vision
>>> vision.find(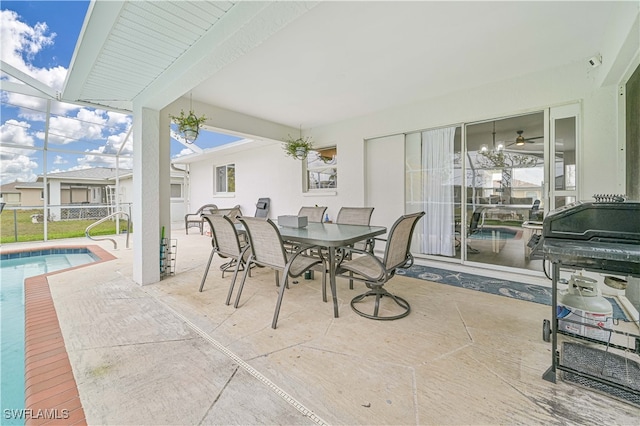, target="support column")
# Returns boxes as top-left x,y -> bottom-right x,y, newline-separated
133,106 -> 169,285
